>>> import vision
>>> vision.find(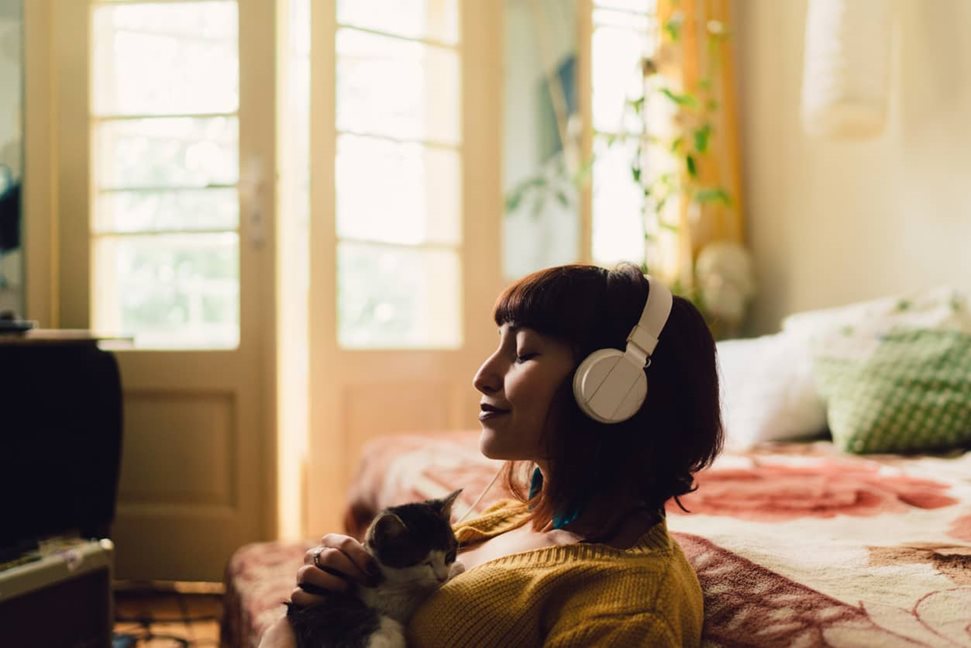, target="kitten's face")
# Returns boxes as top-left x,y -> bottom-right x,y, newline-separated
365,490 -> 462,588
